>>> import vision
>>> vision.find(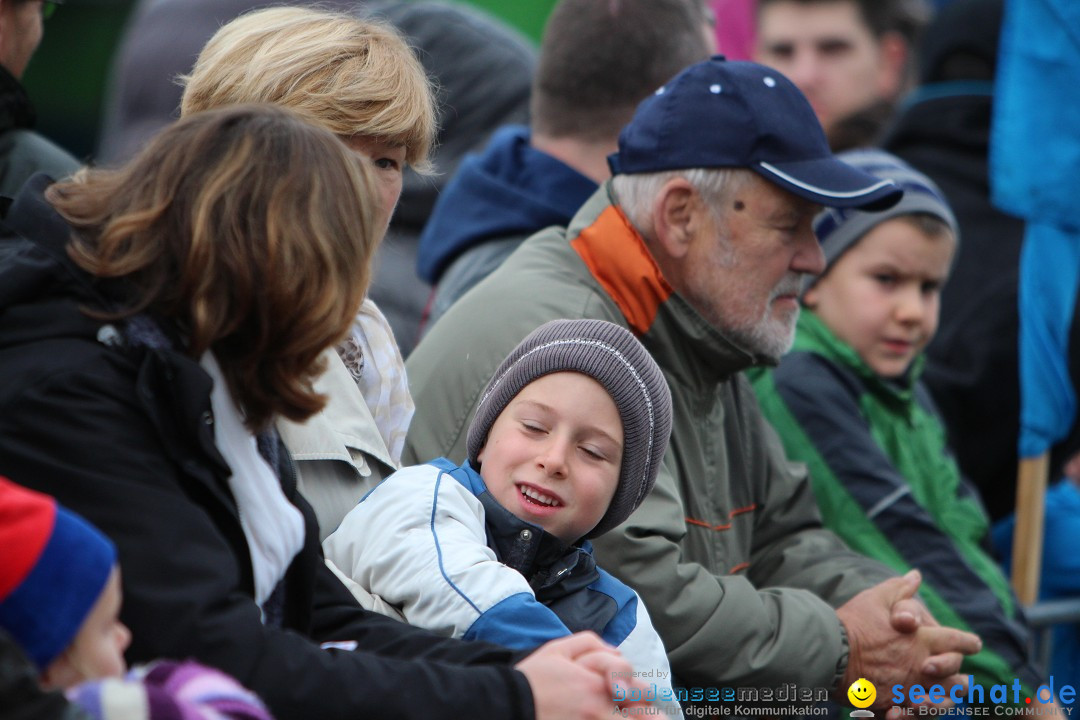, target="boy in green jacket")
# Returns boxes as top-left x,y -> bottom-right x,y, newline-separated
750,149 -> 1044,701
